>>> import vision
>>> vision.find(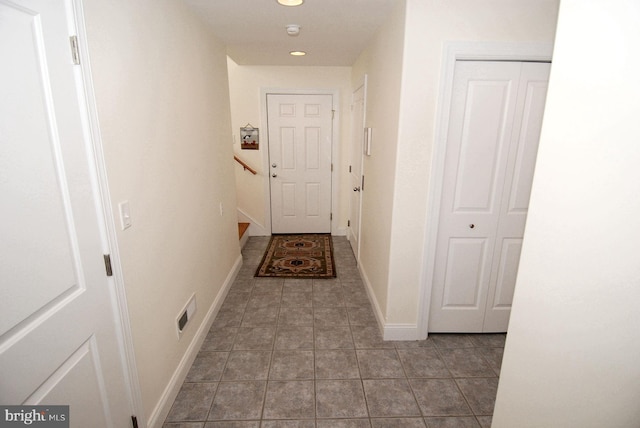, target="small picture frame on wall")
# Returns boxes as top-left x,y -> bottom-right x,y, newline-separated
240,124 -> 259,150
